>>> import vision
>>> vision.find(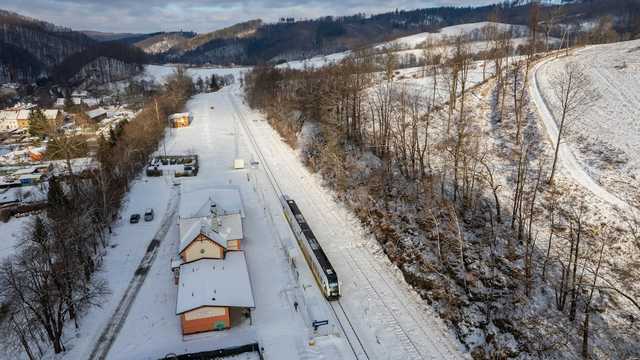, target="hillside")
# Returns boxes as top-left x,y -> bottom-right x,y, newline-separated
534,39 -> 640,202
51,41 -> 147,87
0,9 -> 94,82
0,9 -> 149,85
149,0 -> 638,66
134,32 -> 196,54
